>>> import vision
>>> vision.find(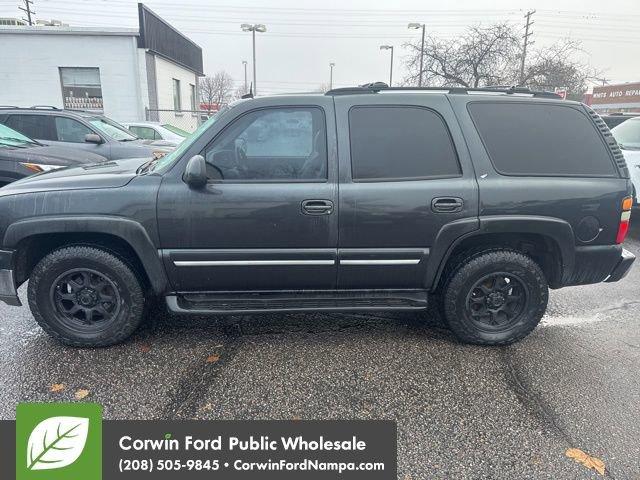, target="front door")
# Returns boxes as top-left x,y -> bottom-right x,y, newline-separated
157,99 -> 339,292
334,95 -> 478,289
